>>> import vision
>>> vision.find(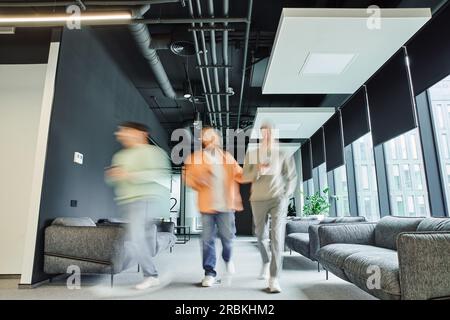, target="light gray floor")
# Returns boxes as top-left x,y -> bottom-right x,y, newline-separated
0,237 -> 375,300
